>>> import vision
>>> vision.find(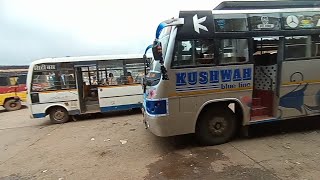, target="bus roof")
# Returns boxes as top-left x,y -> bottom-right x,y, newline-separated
30,54 -> 152,66
214,1 -> 320,10
212,7 -> 320,15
